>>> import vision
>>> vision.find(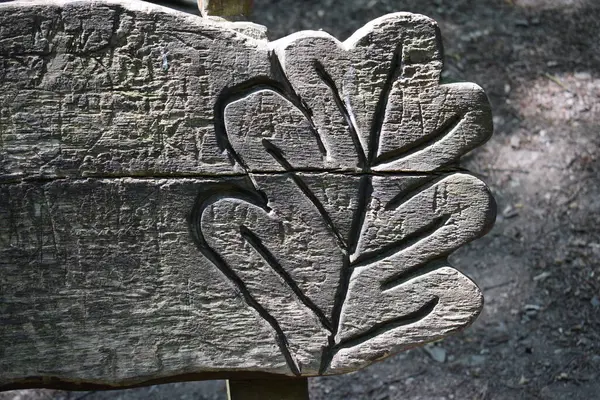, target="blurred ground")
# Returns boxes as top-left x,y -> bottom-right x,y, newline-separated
2,0 -> 600,399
